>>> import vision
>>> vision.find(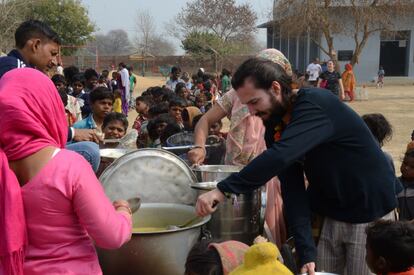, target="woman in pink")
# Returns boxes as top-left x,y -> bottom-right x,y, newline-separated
0,68 -> 132,275
188,49 -> 288,248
